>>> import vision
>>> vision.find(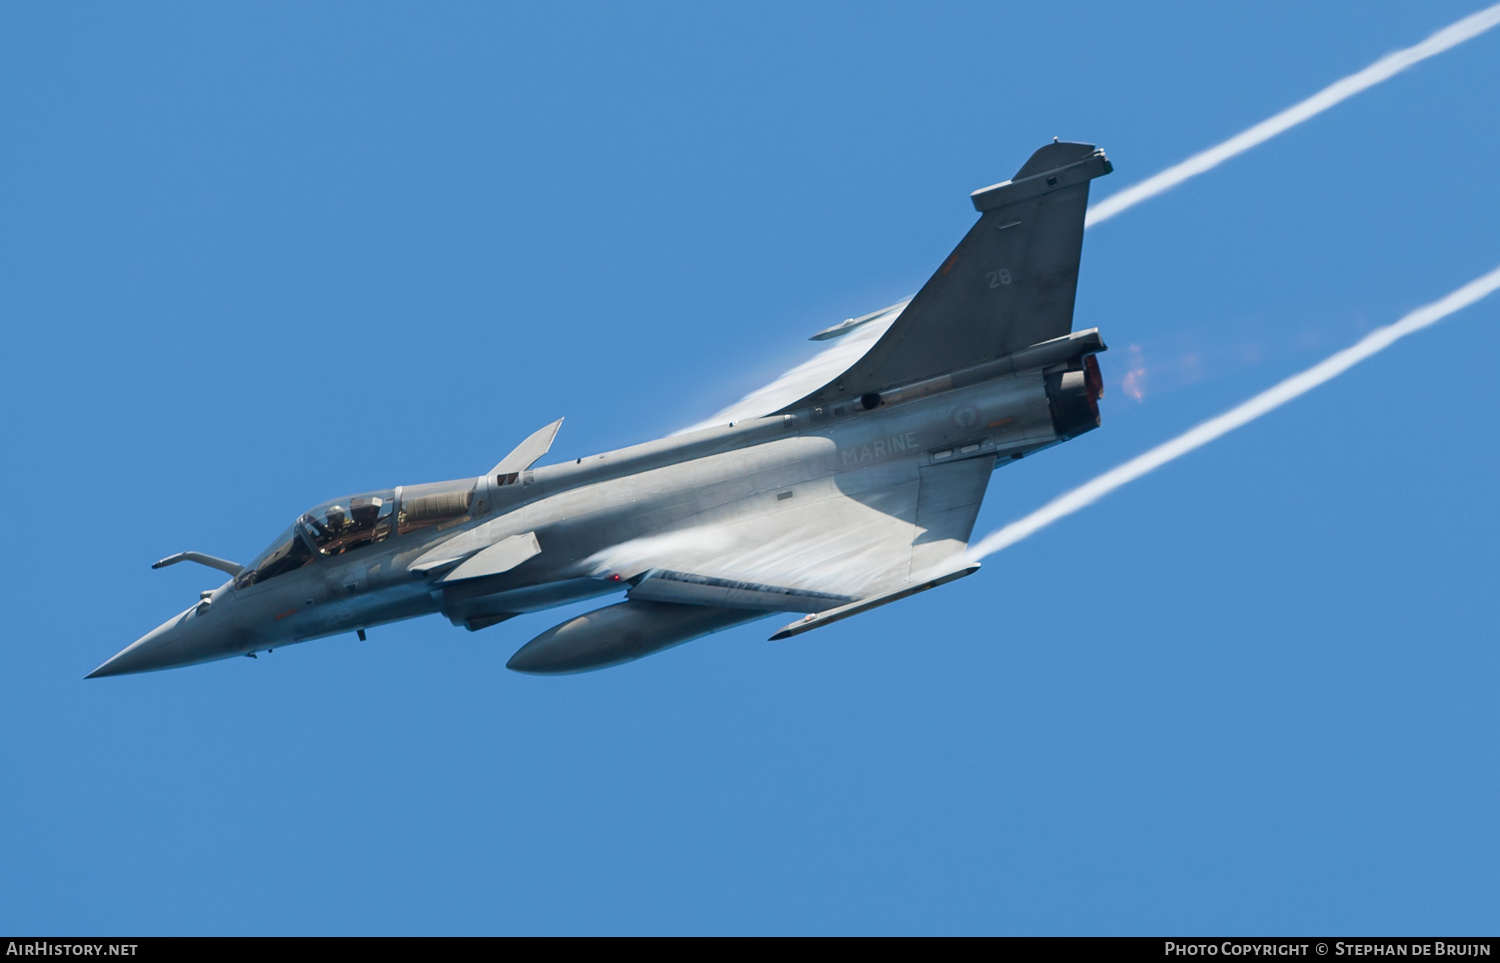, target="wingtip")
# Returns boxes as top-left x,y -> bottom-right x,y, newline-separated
768,613 -> 818,641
